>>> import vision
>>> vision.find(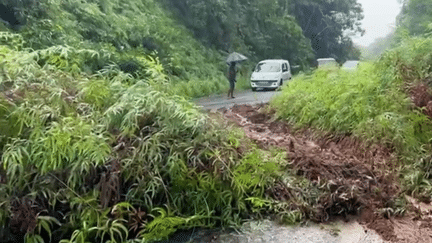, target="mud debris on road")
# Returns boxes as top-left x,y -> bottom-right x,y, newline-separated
213,104 -> 432,243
